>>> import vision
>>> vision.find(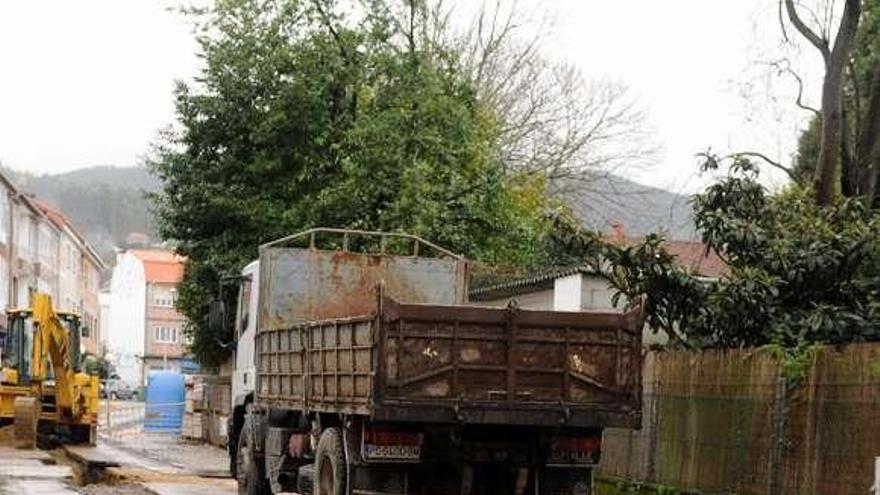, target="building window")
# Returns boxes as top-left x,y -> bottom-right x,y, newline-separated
151,286 -> 176,308
153,326 -> 178,344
